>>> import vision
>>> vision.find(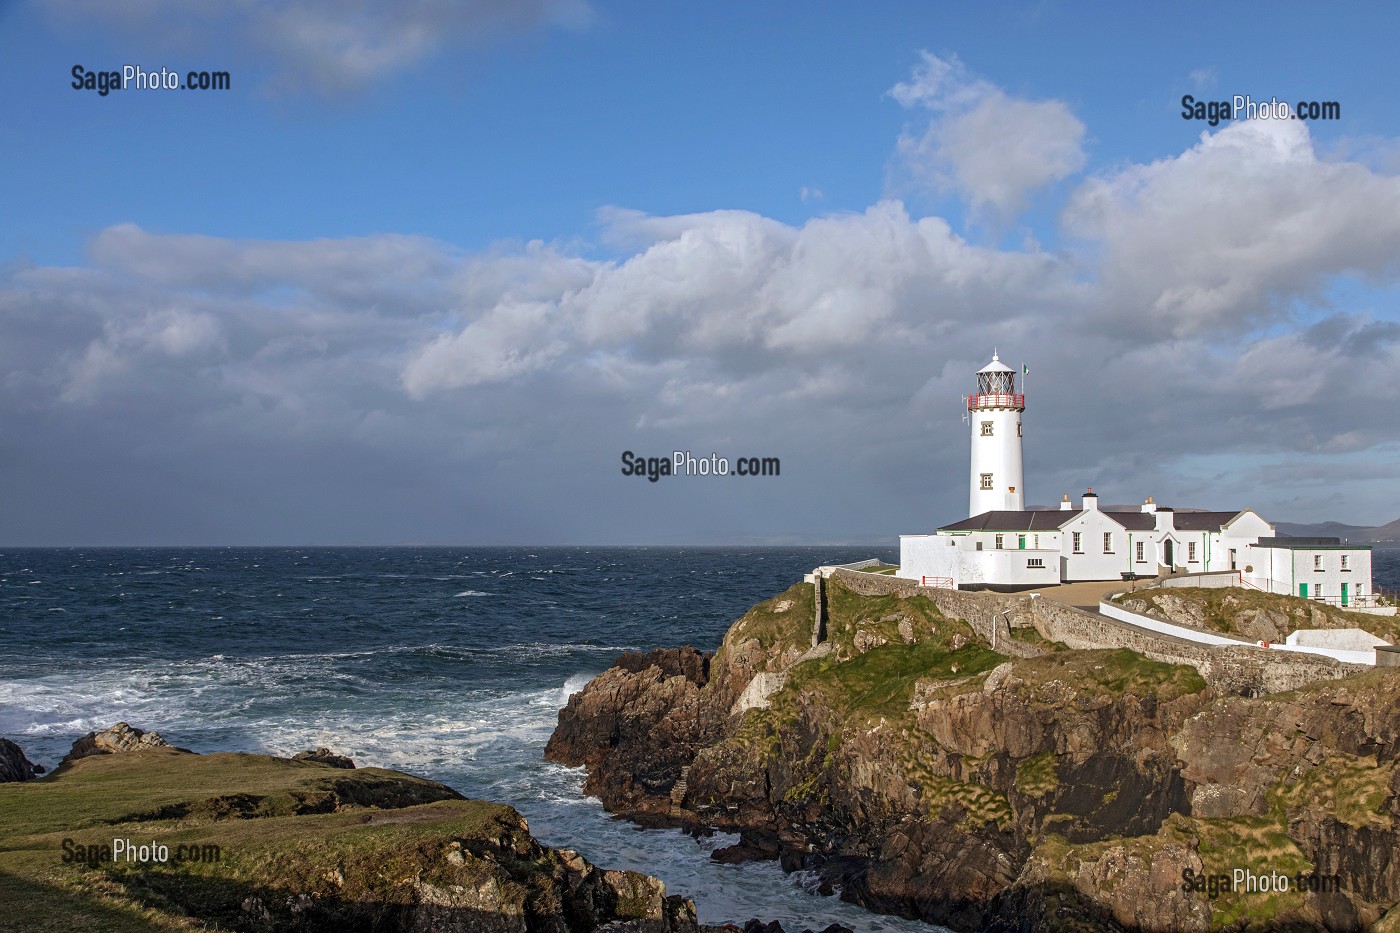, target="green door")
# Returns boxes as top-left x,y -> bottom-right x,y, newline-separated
1018,535 -> 1026,550
1299,583 -> 1308,598
1342,582 -> 1349,607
